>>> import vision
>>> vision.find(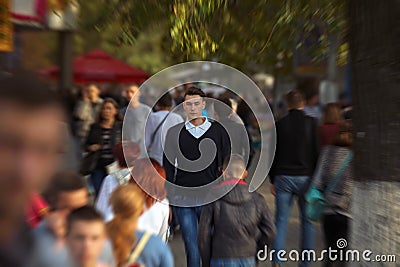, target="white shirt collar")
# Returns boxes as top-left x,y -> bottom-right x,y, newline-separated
185,117 -> 209,129
185,117 -> 212,138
